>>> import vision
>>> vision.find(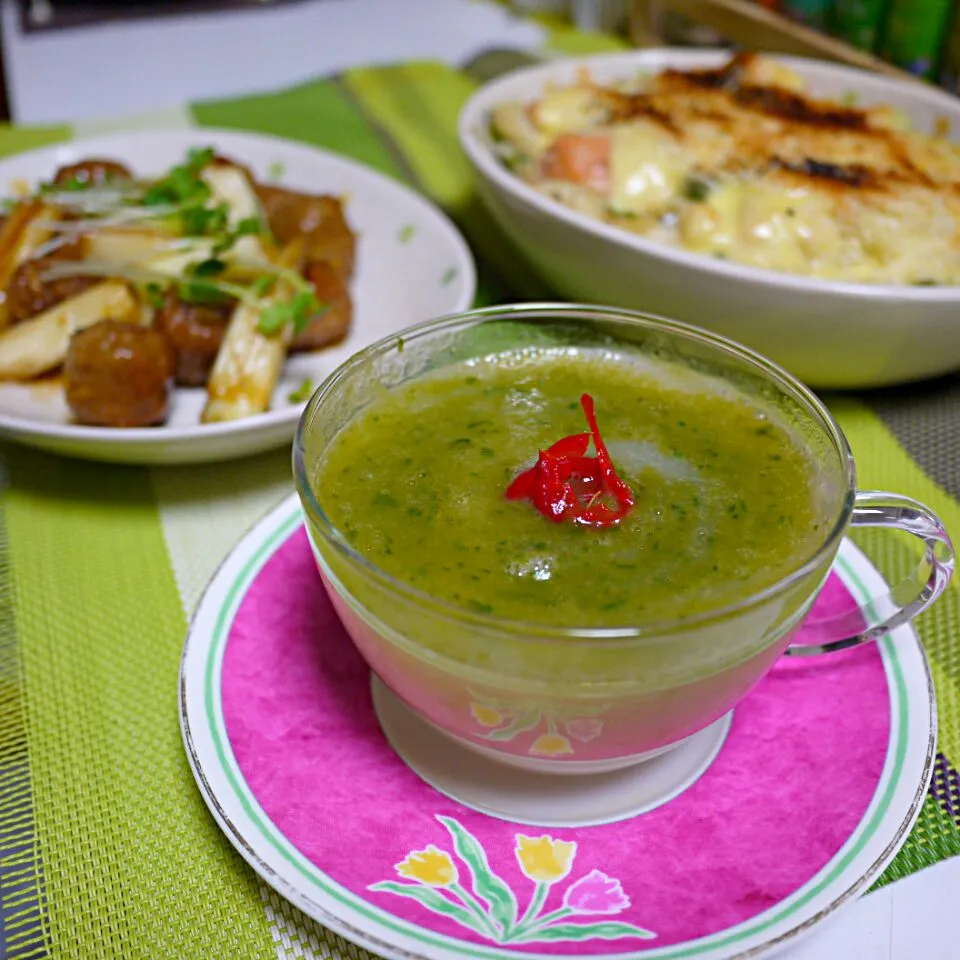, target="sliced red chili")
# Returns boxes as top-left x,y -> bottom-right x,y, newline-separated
505,394 -> 634,528
505,431 -> 590,501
